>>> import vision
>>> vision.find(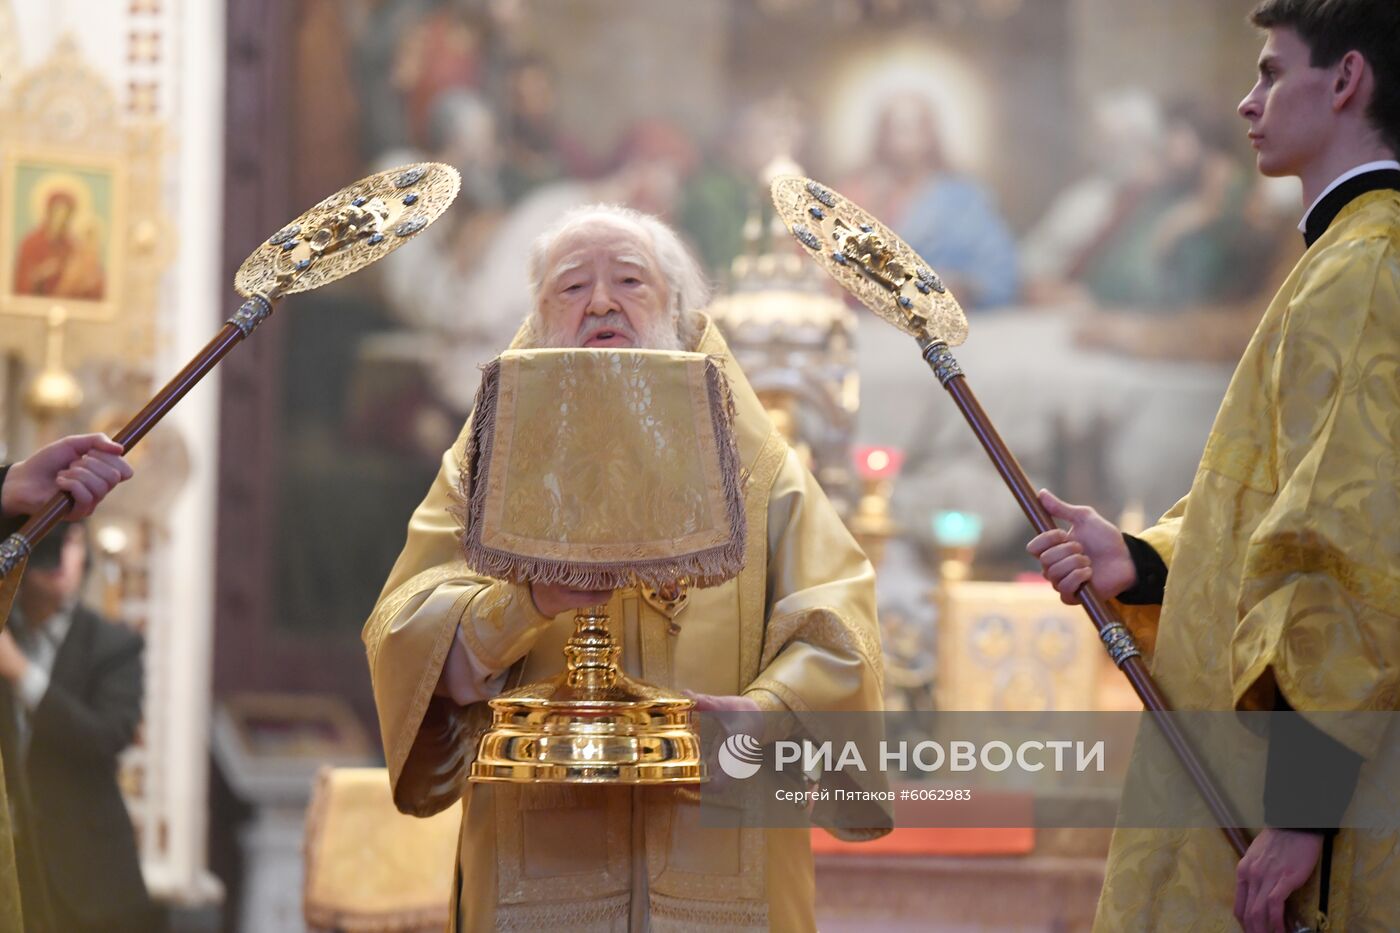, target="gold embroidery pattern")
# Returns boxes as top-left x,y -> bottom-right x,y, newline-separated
739,432 -> 788,683
362,561 -> 474,665
458,583 -> 550,671
1242,534 -> 1400,621
496,892 -> 629,932
471,580 -> 517,631
495,352 -> 725,546
393,698 -> 475,817
745,678 -> 809,713
650,892 -> 768,932
493,783 -> 631,907
386,585 -> 478,786
648,818 -> 767,909
758,607 -> 886,696
634,591 -> 672,688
